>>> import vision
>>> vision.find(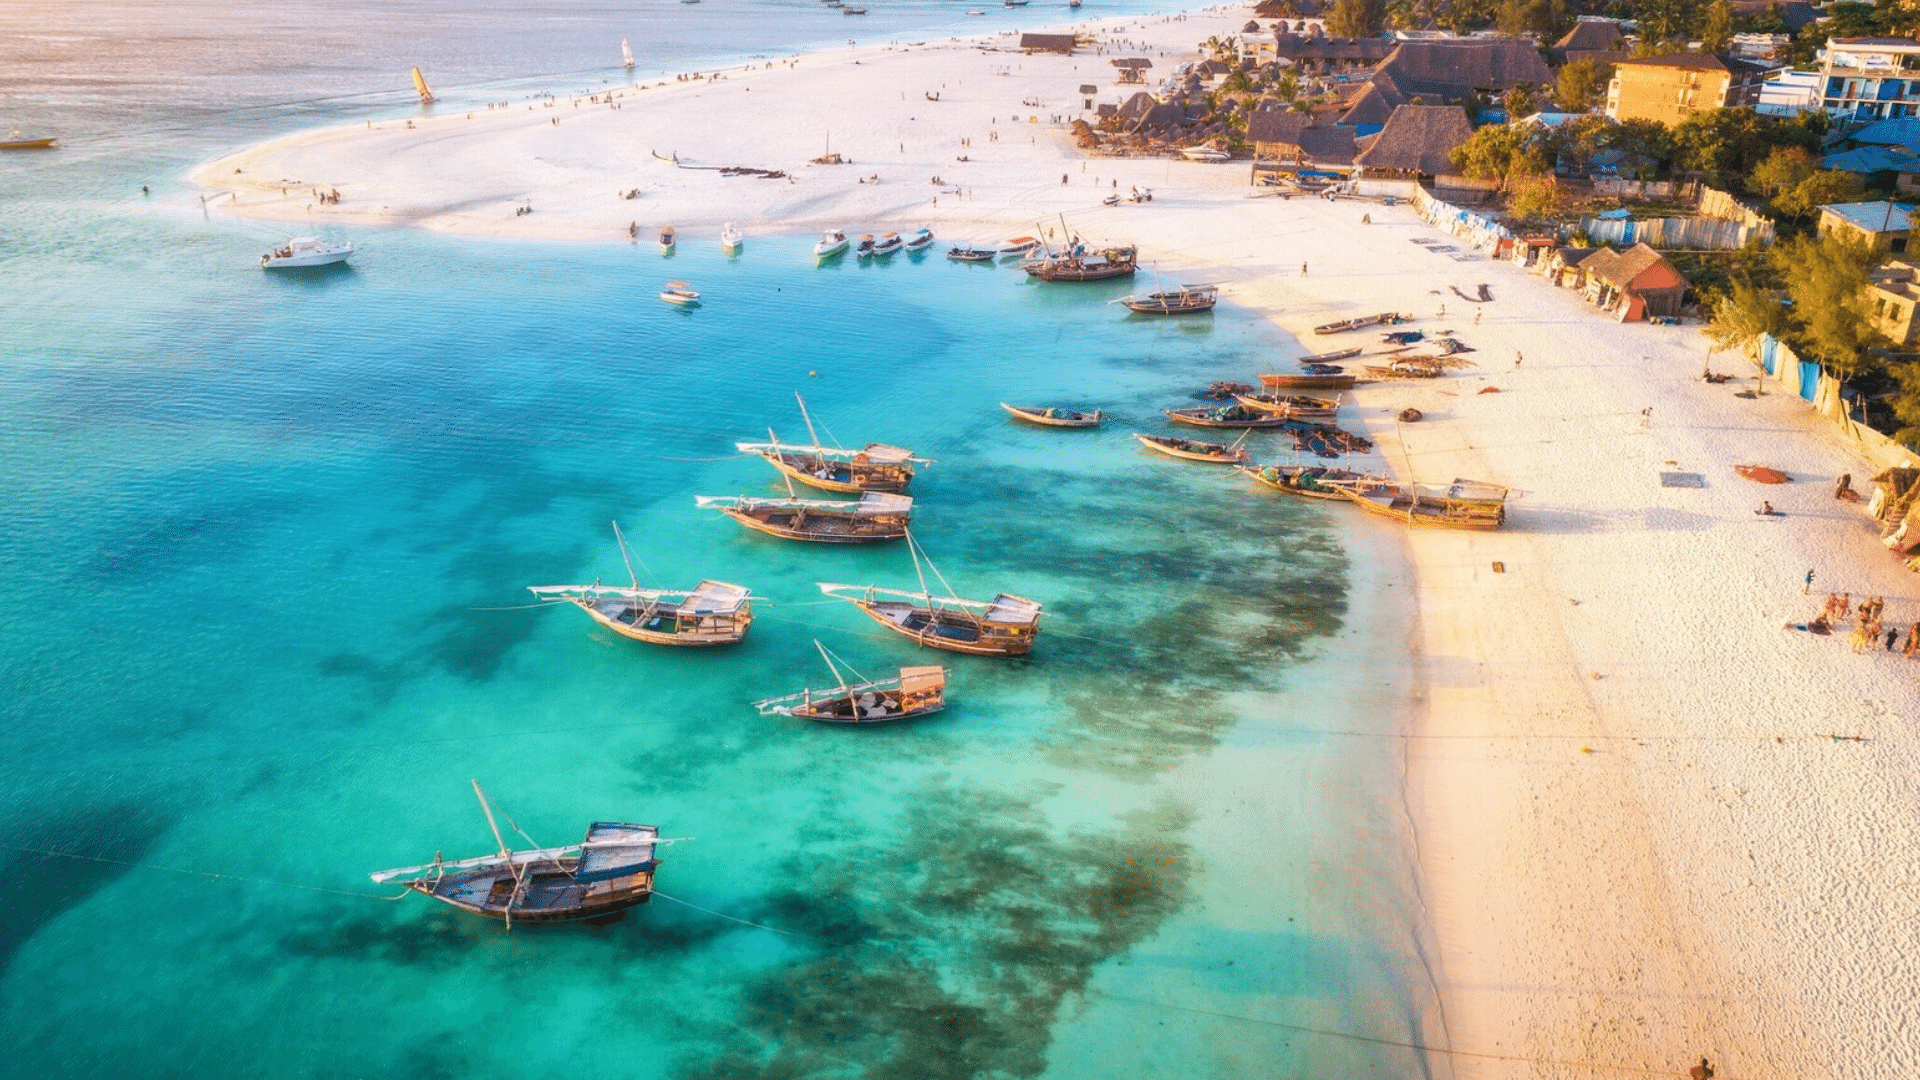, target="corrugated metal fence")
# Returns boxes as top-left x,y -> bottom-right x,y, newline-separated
1579,215 -> 1770,250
